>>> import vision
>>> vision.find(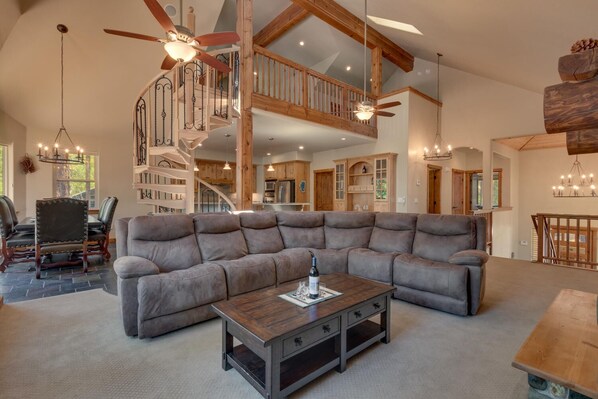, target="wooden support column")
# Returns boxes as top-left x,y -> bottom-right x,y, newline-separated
236,0 -> 254,210
371,47 -> 383,97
